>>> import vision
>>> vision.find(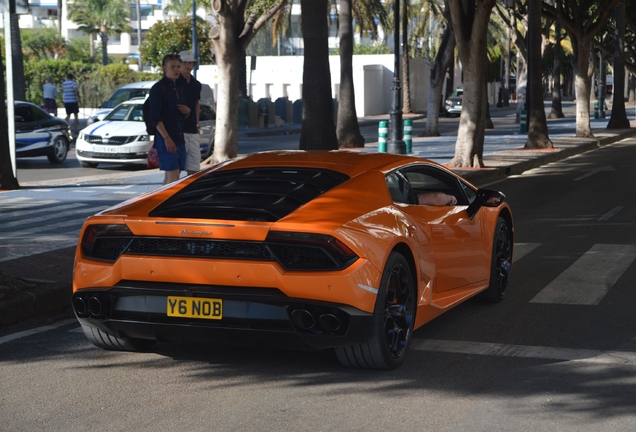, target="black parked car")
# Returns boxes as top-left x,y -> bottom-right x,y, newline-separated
12,101 -> 72,164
